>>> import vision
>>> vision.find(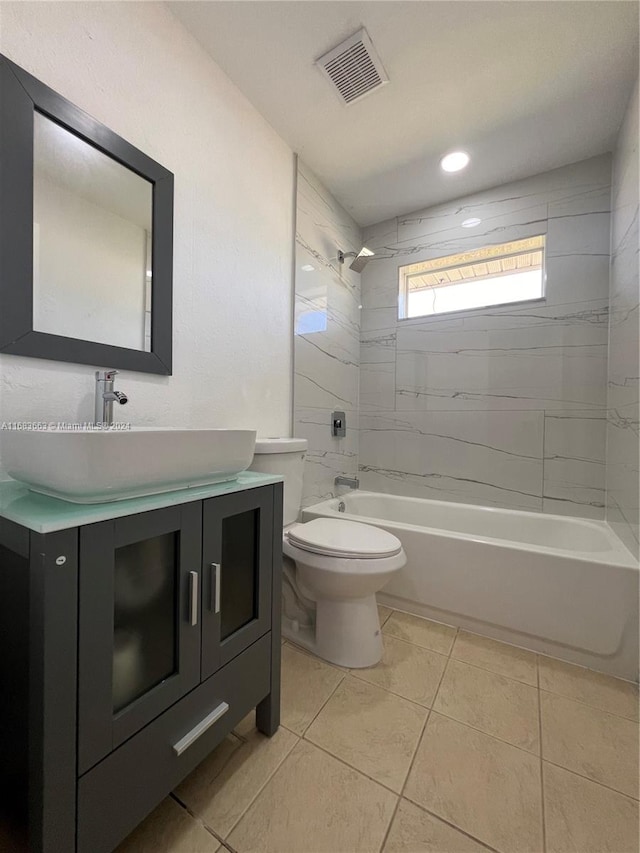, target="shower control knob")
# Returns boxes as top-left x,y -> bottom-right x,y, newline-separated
332,411 -> 346,437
